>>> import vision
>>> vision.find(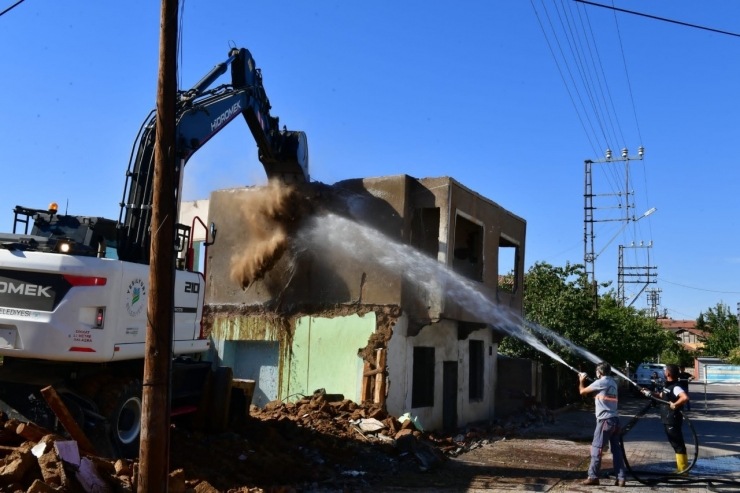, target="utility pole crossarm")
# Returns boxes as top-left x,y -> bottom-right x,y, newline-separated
584,146 -> 648,302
